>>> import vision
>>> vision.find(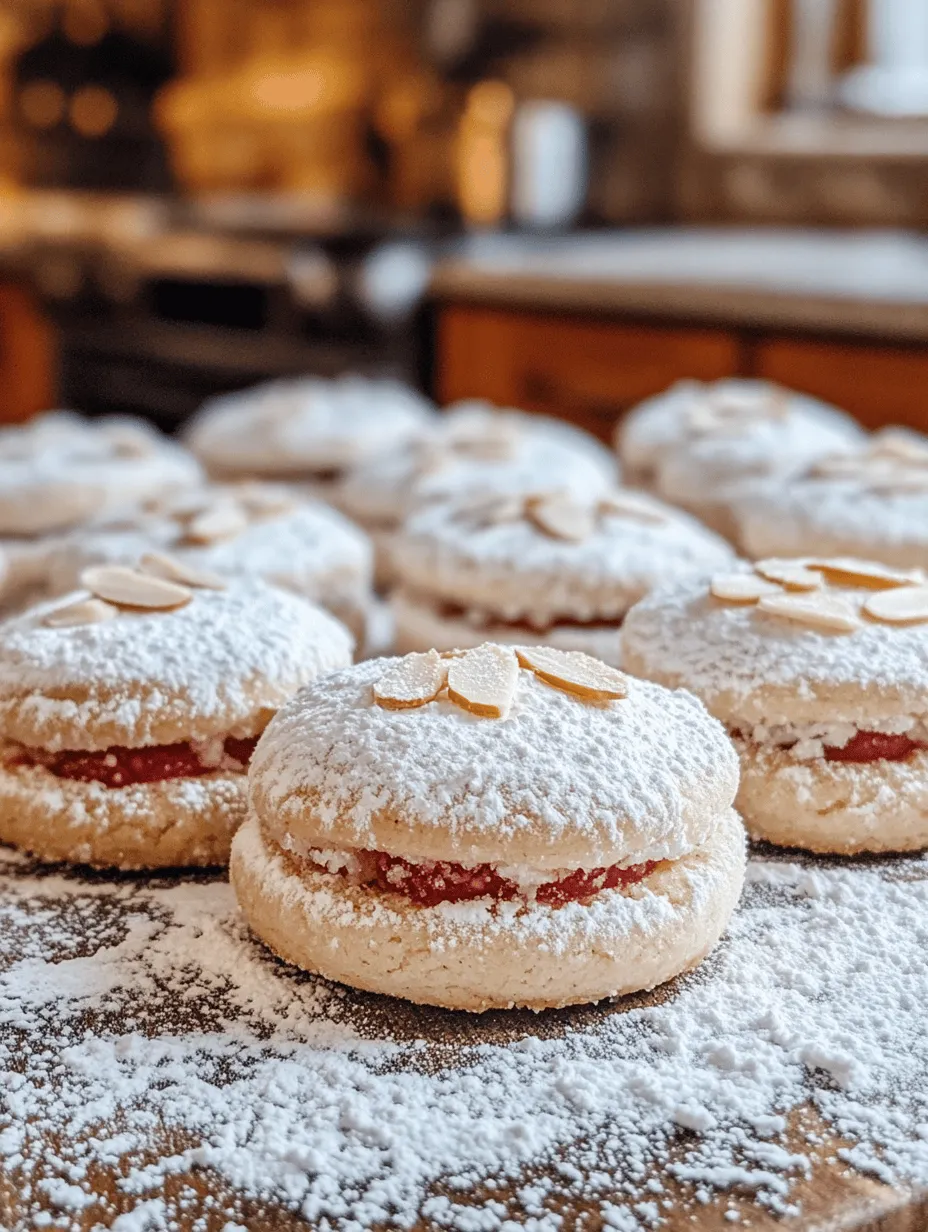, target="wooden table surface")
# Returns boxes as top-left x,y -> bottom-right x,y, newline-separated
1,847 -> 926,1232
